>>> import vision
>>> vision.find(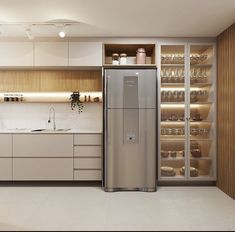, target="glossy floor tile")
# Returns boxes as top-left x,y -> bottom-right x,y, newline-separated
0,186 -> 234,231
